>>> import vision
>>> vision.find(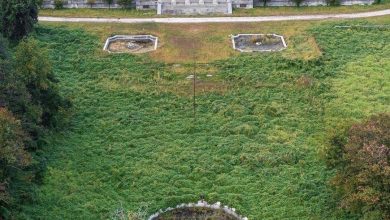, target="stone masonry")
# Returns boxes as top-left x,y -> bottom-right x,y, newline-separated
42,0 -> 374,14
